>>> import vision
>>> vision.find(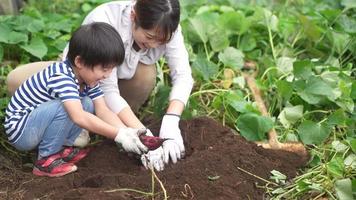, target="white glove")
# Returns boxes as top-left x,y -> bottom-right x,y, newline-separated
73,129 -> 90,147
141,129 -> 165,171
114,128 -> 148,155
159,114 -> 185,164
